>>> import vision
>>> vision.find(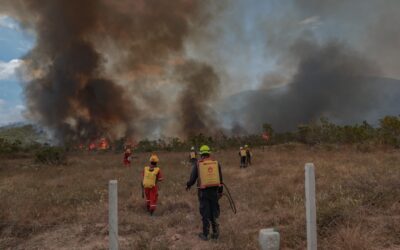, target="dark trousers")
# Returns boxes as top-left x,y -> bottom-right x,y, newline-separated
246,153 -> 251,165
198,188 -> 220,236
240,156 -> 247,168
190,158 -> 198,167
